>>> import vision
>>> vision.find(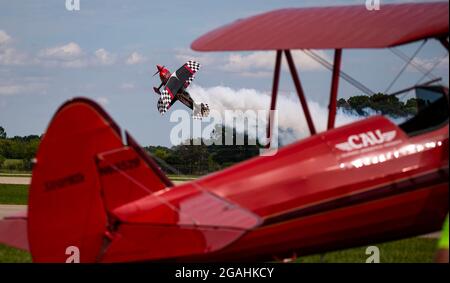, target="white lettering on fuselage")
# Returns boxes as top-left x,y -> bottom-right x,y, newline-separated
336,129 -> 397,152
